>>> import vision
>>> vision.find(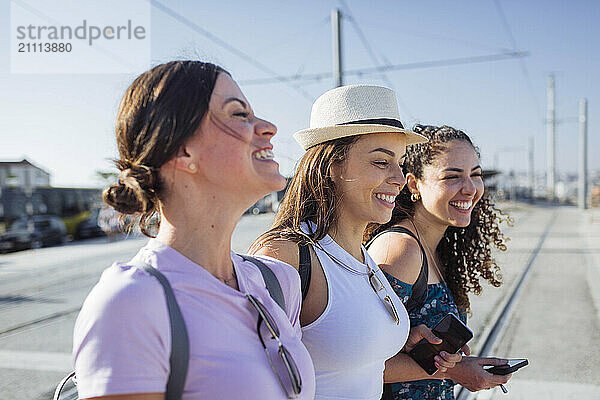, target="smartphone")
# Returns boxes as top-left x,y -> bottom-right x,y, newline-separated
484,358 -> 529,375
408,313 -> 473,375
